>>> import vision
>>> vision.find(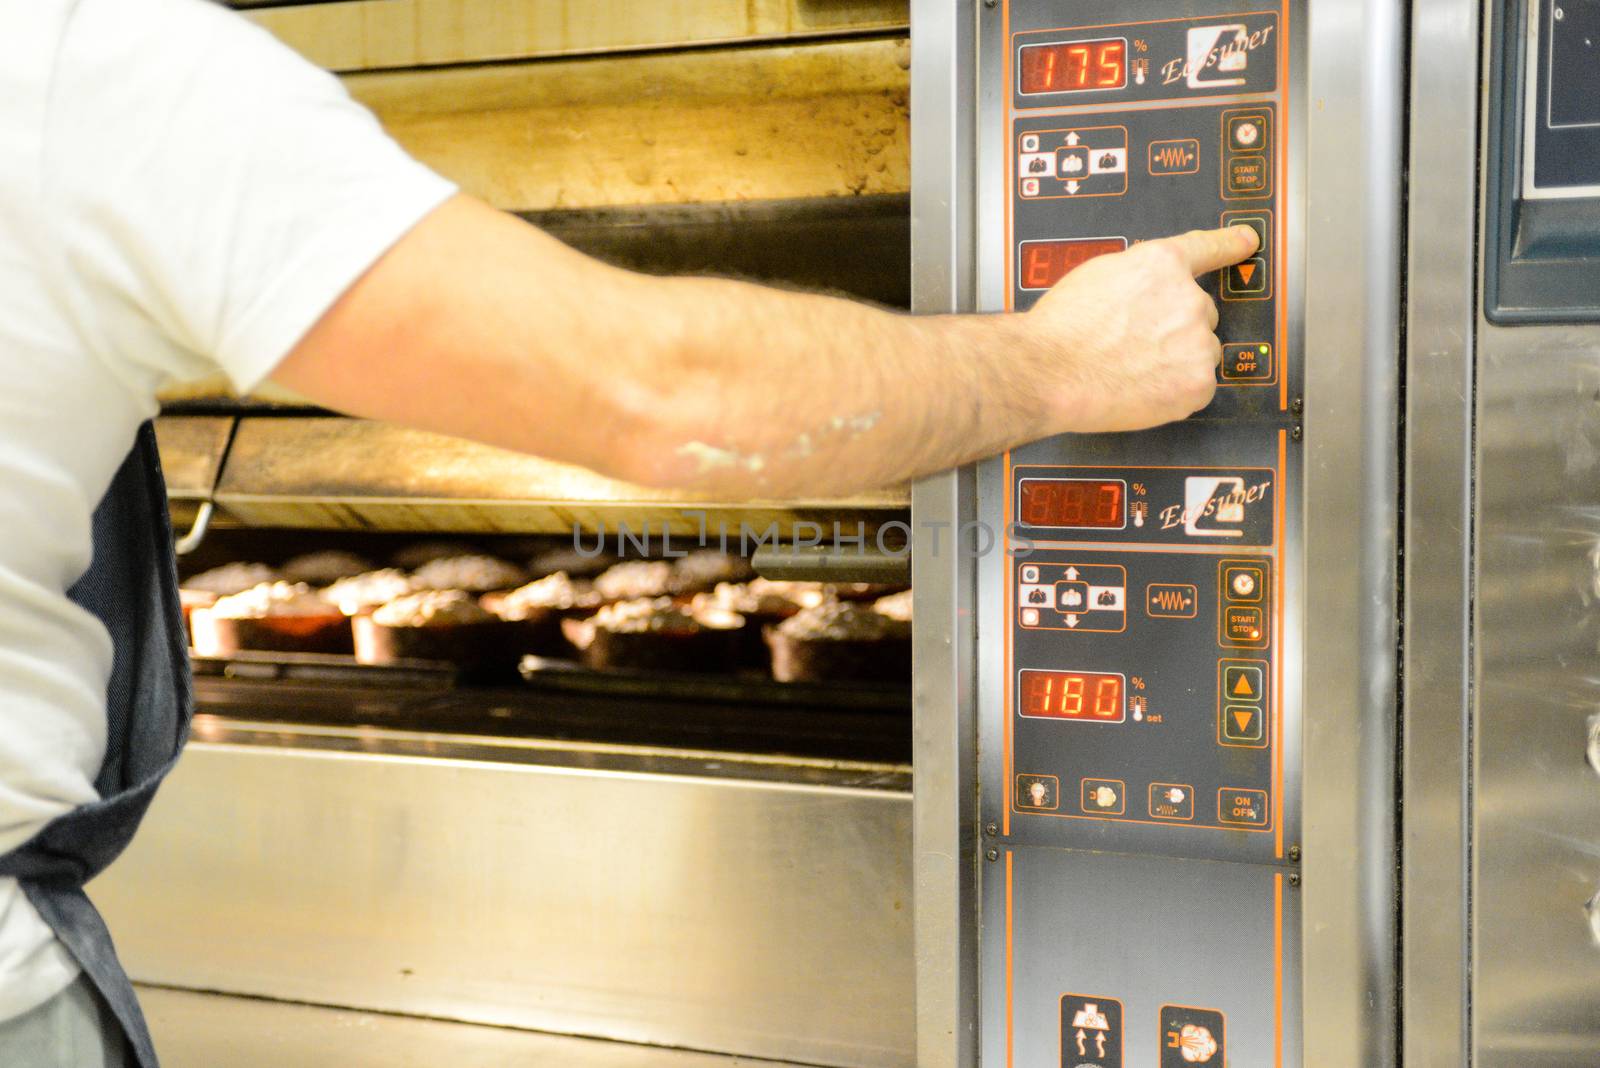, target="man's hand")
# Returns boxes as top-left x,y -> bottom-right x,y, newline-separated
1022,225 -> 1260,434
